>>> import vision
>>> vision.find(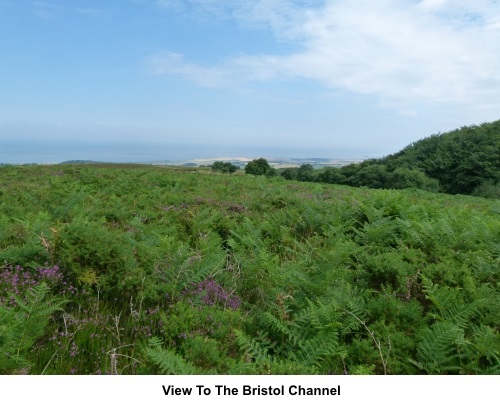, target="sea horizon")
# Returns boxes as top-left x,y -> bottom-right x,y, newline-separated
0,140 -> 383,165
